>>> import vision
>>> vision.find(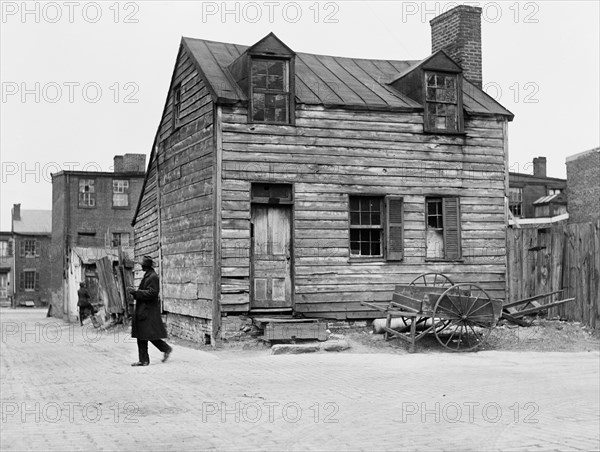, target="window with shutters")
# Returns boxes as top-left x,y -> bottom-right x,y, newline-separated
21,270 -> 38,291
21,239 -> 38,257
349,196 -> 383,257
426,196 -> 461,260
349,195 -> 404,260
424,71 -> 463,133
